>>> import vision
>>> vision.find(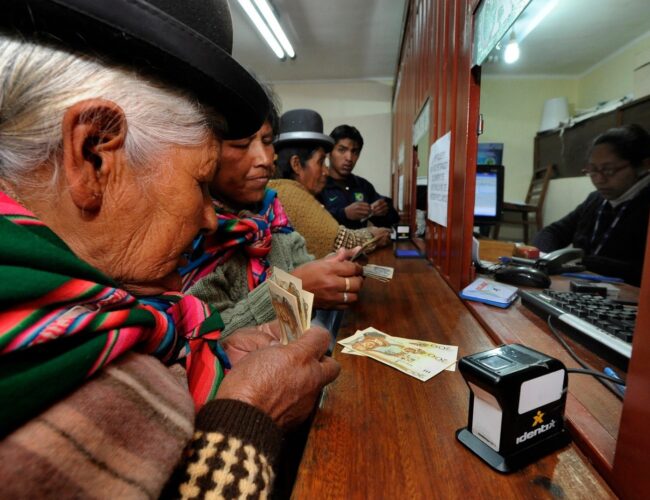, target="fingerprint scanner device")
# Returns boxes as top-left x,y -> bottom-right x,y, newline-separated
456,344 -> 570,473
390,224 -> 411,241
